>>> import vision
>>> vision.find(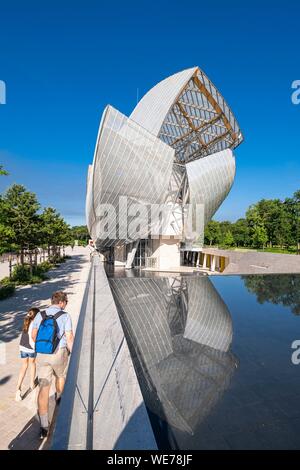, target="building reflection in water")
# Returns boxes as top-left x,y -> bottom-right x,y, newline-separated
109,276 -> 238,447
